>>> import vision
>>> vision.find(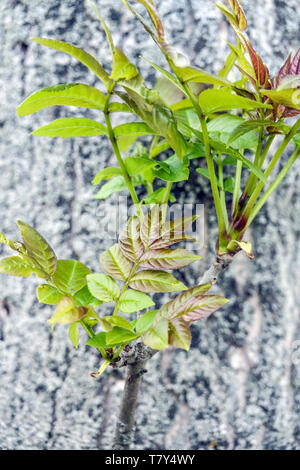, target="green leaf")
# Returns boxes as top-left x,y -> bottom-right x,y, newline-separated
17,83 -> 106,117
108,102 -> 133,113
293,134 -> 300,147
199,89 -> 273,114
100,244 -> 132,282
31,37 -> 112,89
86,331 -> 107,349
17,220 -> 57,277
143,58 -> 187,95
48,296 -> 87,329
118,289 -> 155,314
119,216 -> 145,262
86,273 -> 120,302
111,47 -> 139,81
153,154 -> 189,182
52,259 -> 91,295
69,322 -> 80,348
106,326 -> 139,346
32,118 -> 108,138
113,122 -> 157,138
261,88 -> 300,110
150,139 -> 170,158
173,65 -> 233,87
168,318 -> 191,351
196,168 -> 210,180
227,119 -> 290,147
190,128 -> 268,184
140,248 -> 201,270
142,318 -> 168,350
101,315 -> 134,331
72,285 -> 103,308
135,309 -> 158,333
0,256 -> 33,277
94,175 -> 144,200
37,284 -> 64,305
227,240 -> 254,259
124,156 -> 158,176
142,187 -> 169,205
92,167 -> 122,185
130,270 -> 187,293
